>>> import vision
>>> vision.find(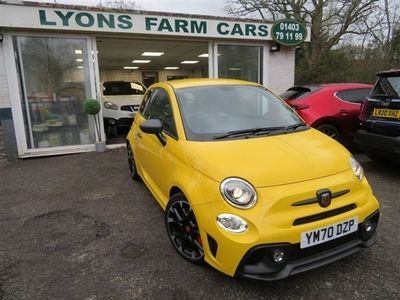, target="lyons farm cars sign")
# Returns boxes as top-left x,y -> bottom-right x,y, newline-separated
0,4 -> 310,42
